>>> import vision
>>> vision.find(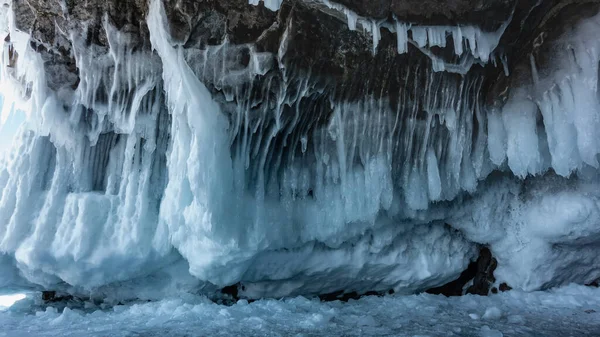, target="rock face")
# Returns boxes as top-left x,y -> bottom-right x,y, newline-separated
1,0 -> 600,301
4,0 -> 504,91
13,0 -> 593,113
